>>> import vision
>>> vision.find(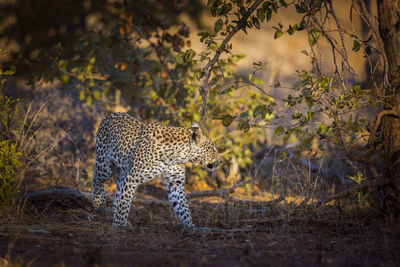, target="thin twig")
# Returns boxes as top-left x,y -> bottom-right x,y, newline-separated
187,179 -> 252,199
